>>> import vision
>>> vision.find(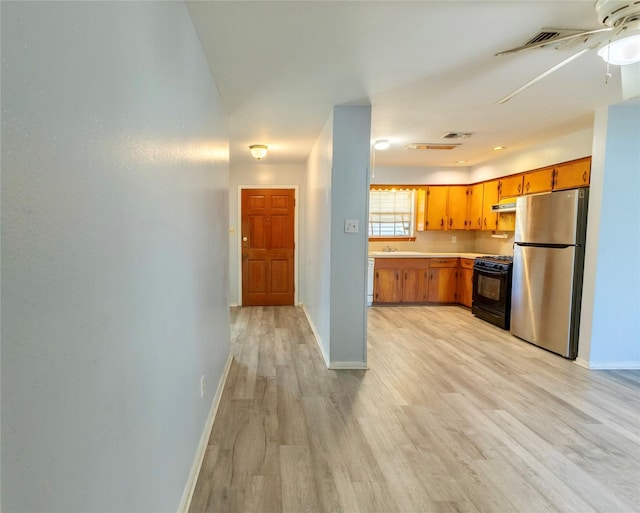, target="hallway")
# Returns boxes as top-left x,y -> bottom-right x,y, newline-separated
189,306 -> 640,512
